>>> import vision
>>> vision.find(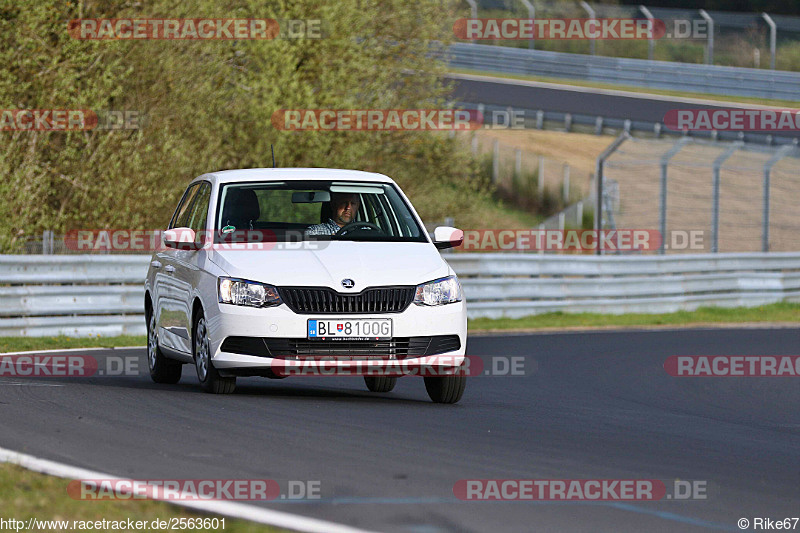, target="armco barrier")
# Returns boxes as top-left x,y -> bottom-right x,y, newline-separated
0,253 -> 799,336
0,255 -> 149,337
448,42 -> 800,100
449,252 -> 800,319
